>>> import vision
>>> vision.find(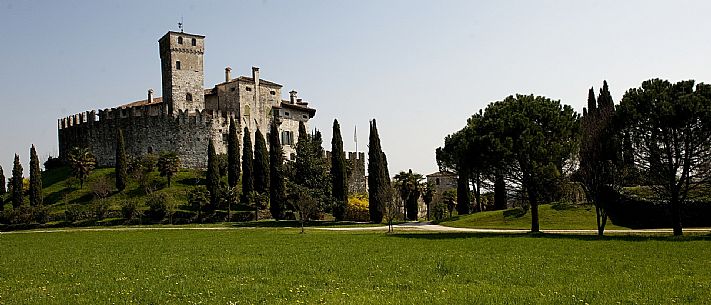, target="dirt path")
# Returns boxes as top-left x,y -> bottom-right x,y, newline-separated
2,223 -> 711,235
